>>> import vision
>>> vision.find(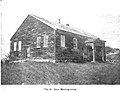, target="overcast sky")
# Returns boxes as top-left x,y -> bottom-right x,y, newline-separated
1,0 -> 120,57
